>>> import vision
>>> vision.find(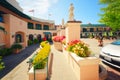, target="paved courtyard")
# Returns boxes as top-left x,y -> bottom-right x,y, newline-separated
0,38 -> 120,80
